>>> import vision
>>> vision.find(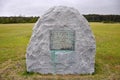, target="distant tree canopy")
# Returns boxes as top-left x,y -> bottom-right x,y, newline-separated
0,16 -> 38,24
84,14 -> 120,23
0,14 -> 120,24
